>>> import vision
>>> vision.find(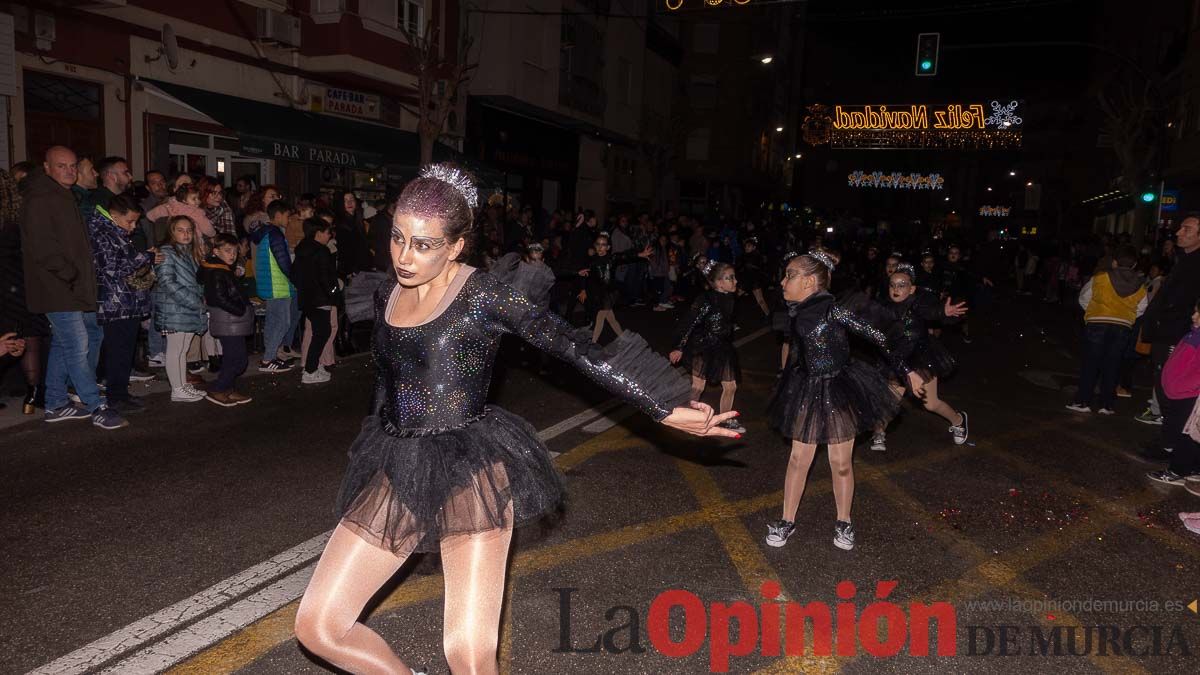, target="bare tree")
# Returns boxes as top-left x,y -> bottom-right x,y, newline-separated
405,20 -> 476,167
